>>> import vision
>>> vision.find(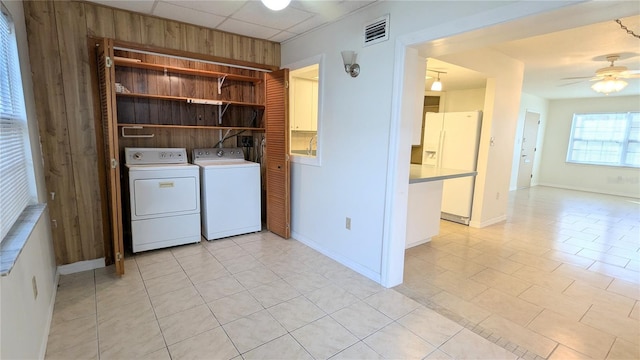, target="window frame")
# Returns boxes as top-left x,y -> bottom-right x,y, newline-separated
286,54 -> 324,166
0,4 -> 36,243
566,111 -> 640,168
